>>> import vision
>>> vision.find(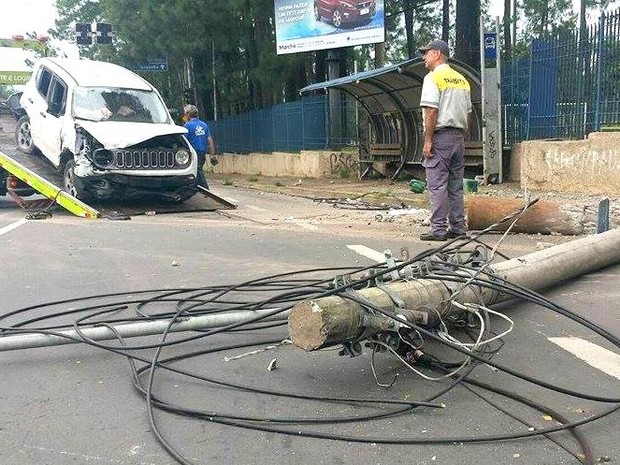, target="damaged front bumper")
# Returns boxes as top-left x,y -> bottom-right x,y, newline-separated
74,172 -> 198,202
